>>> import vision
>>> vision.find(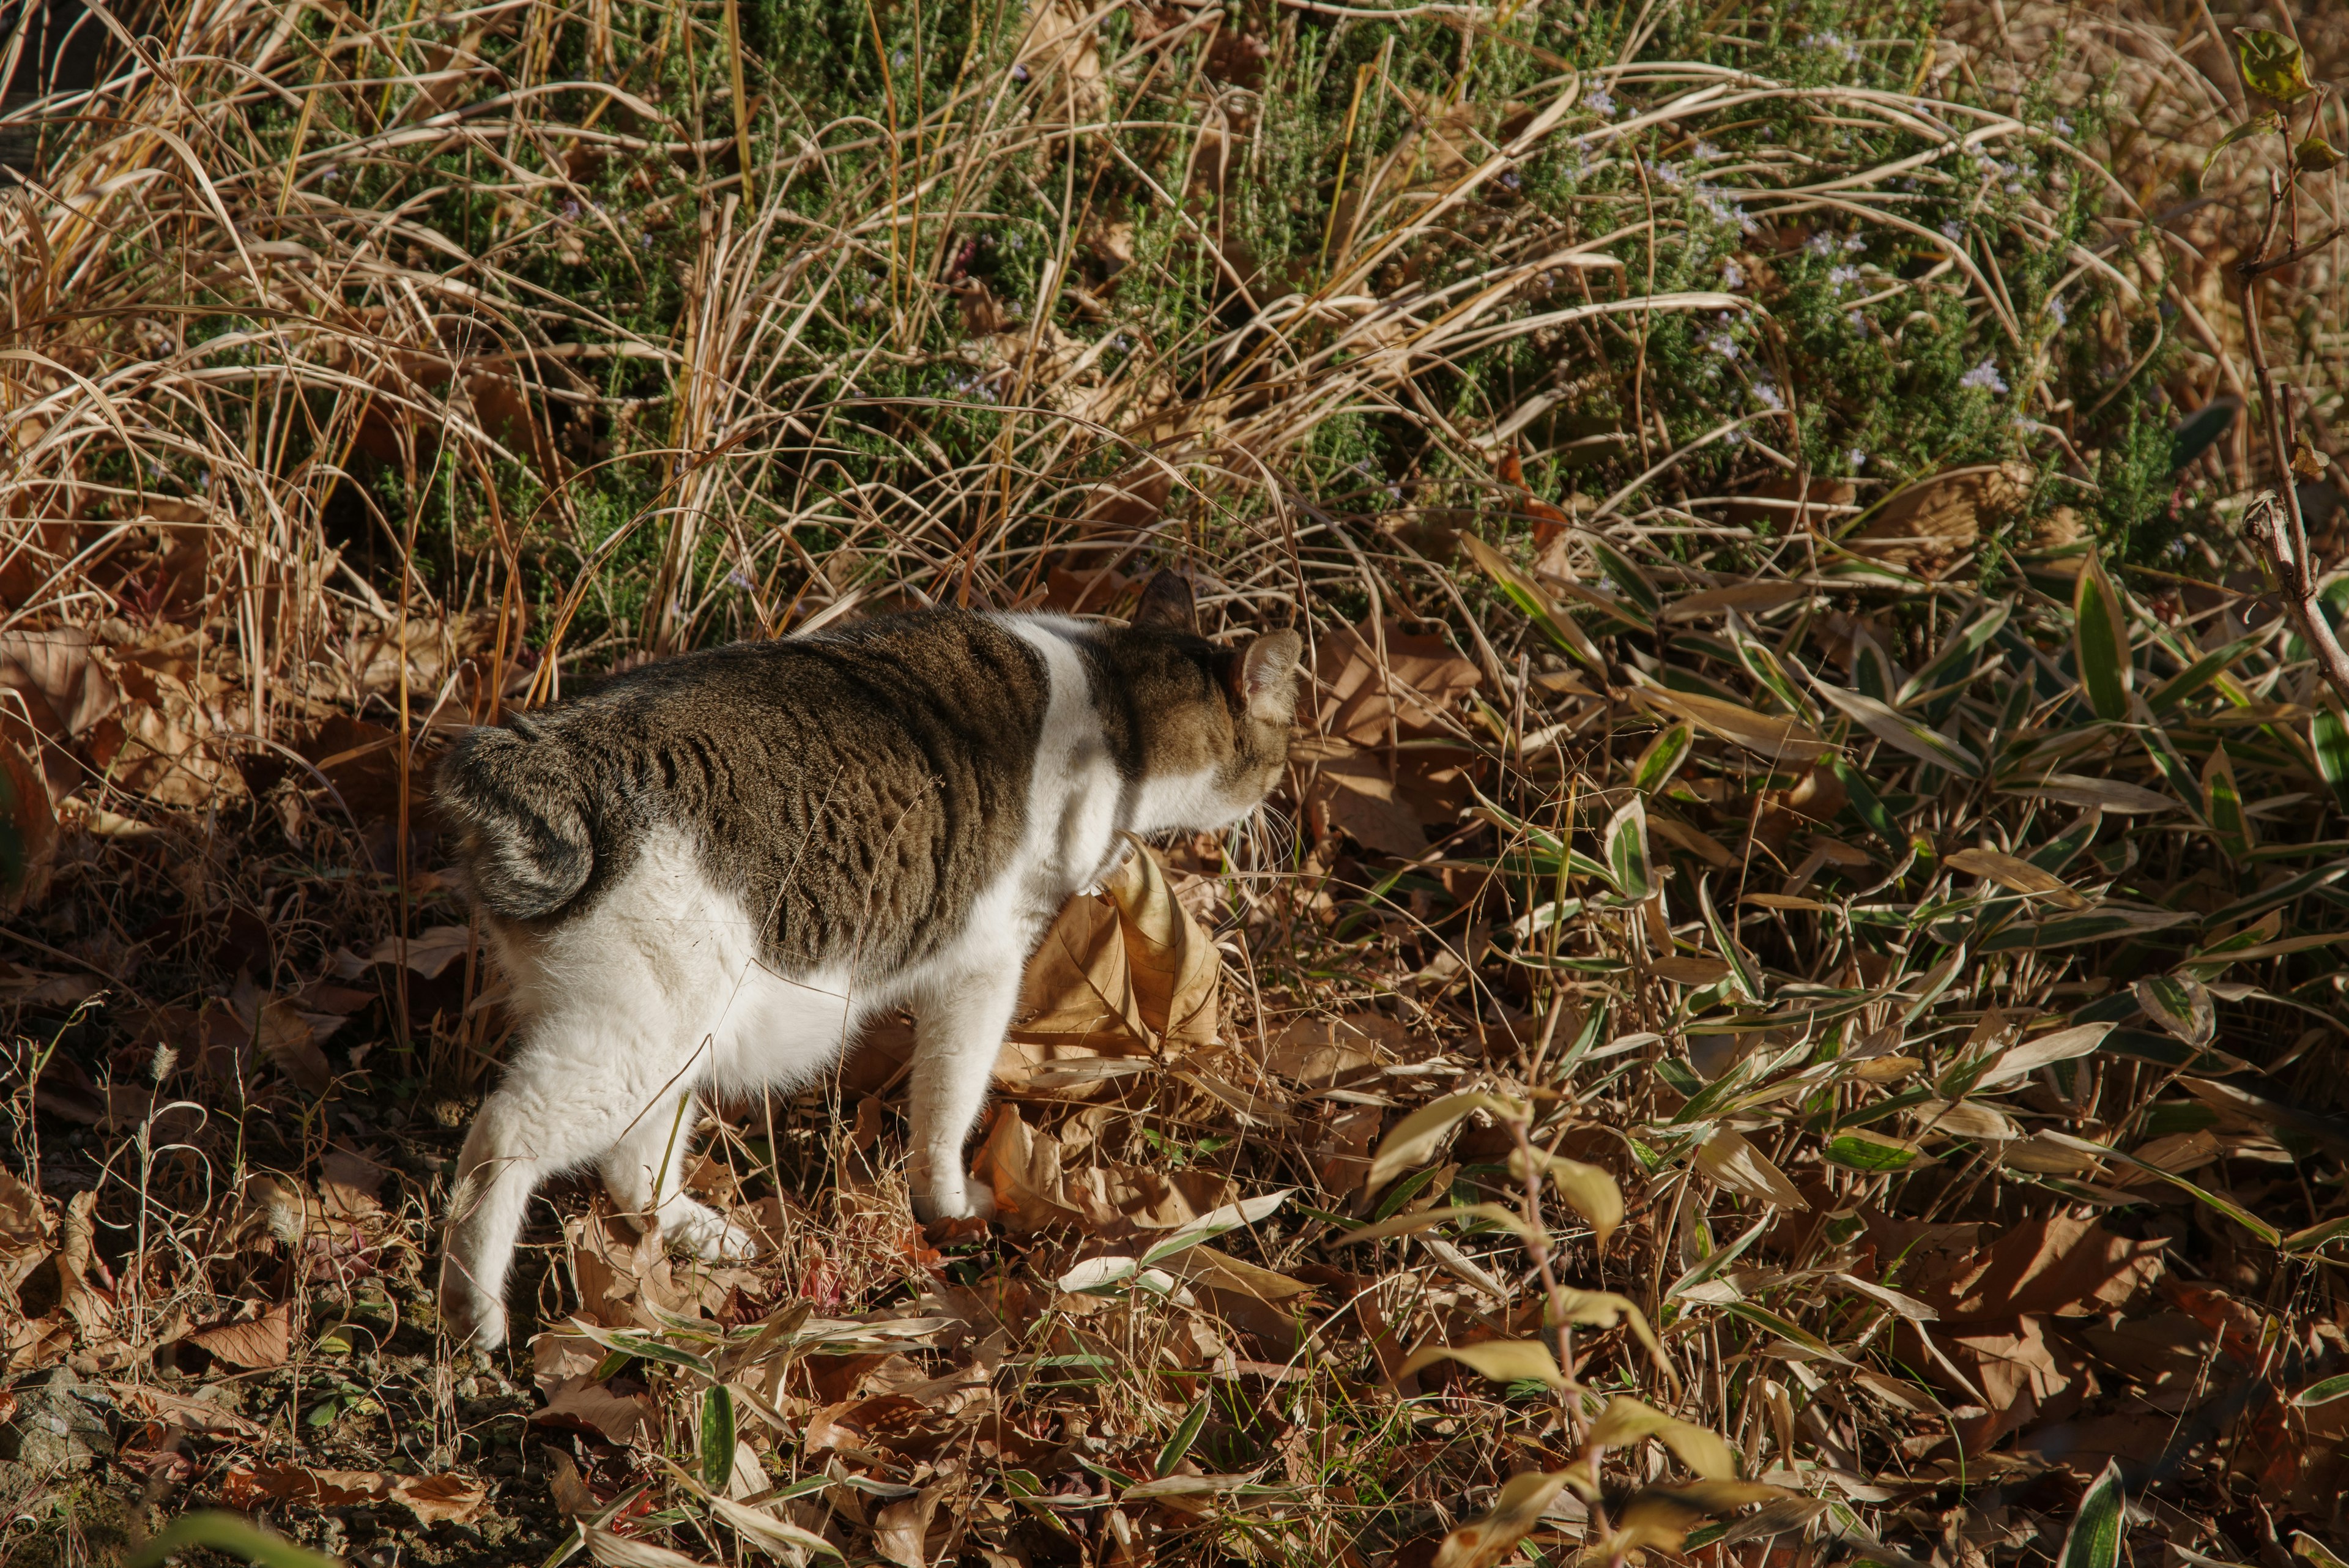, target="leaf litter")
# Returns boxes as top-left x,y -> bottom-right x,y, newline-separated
4,0 -> 2349,1564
